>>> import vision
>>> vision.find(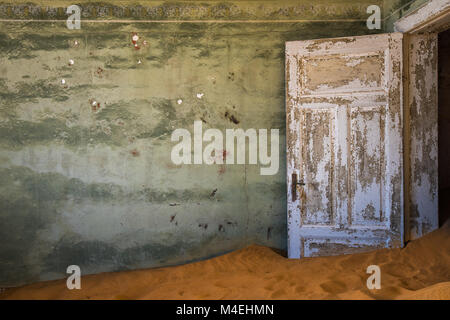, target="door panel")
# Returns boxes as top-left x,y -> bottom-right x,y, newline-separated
301,52 -> 385,94
350,105 -> 386,227
286,33 -> 404,258
301,109 -> 335,226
